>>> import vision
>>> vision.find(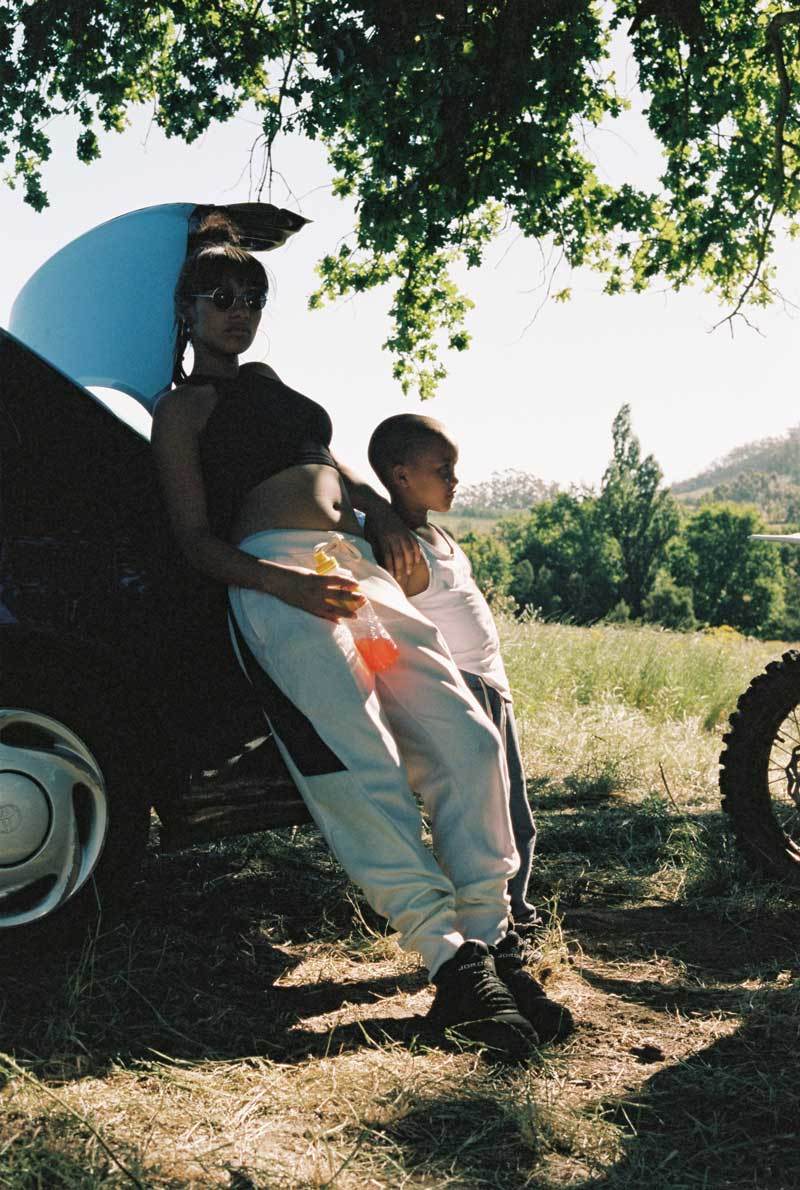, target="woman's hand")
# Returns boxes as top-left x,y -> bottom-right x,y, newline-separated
364,504 -> 421,580
268,565 -> 365,623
